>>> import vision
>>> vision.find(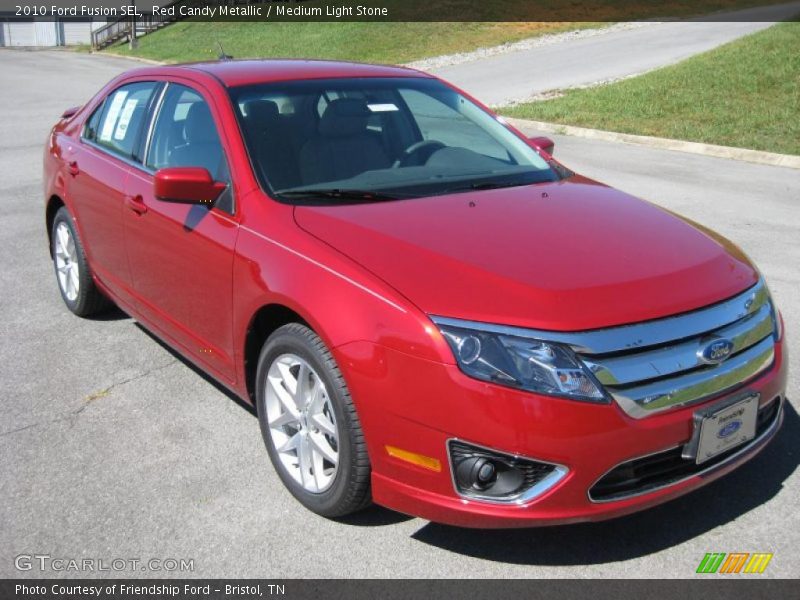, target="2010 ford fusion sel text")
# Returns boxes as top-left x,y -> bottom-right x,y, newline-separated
43,59 -> 787,528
